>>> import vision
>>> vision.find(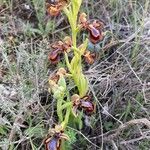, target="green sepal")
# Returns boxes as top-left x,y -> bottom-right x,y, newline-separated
58,75 -> 67,91
70,55 -> 79,72
78,74 -> 88,97
63,6 -> 74,30
53,86 -> 65,99
64,52 -> 73,73
71,0 -> 82,15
